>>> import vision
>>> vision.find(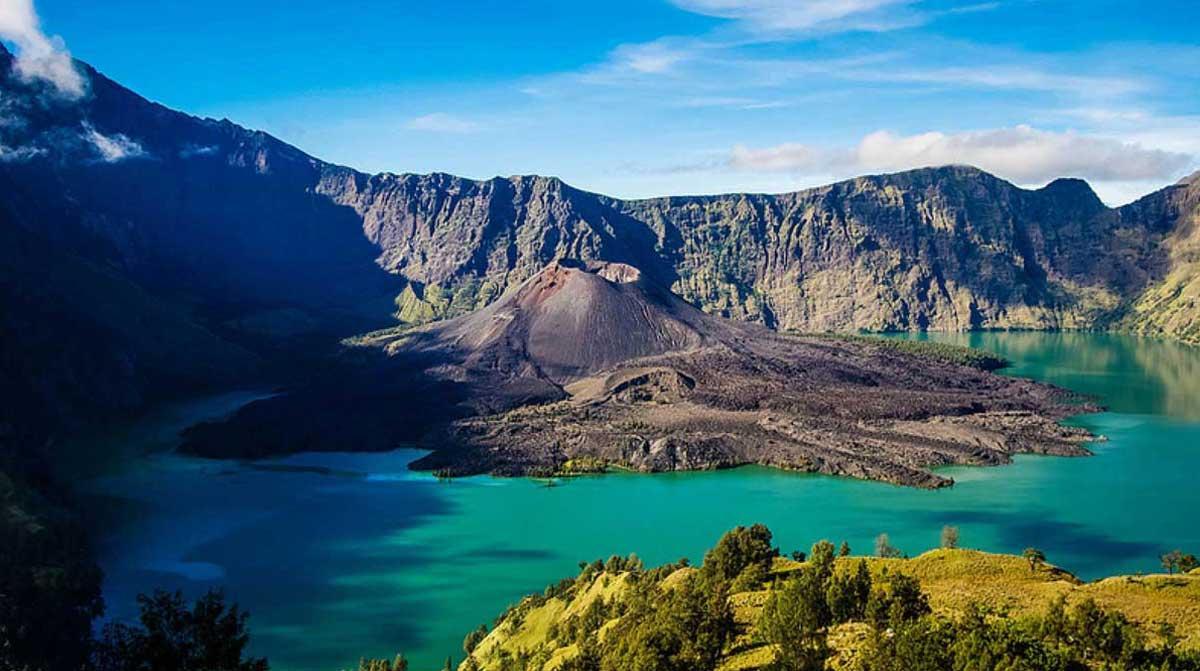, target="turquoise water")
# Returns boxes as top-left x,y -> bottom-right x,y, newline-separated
80,332 -> 1200,671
